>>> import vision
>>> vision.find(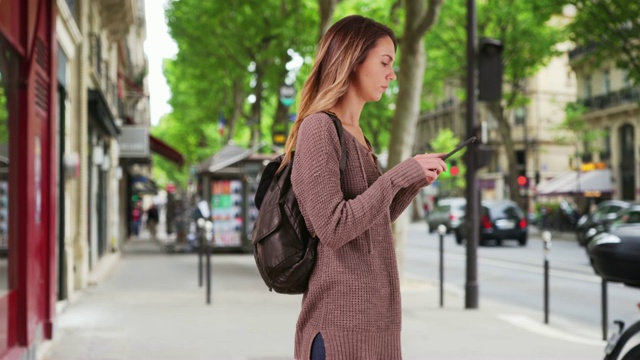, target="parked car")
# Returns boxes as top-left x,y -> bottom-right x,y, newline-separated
455,200 -> 528,246
426,197 -> 466,233
583,203 -> 640,241
575,200 -> 630,246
